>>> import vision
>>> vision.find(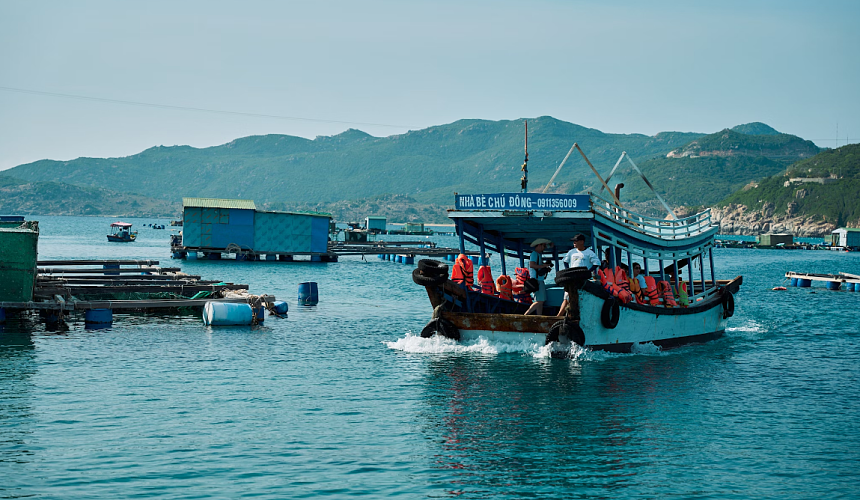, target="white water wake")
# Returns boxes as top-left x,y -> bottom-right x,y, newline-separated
384,332 -> 627,361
